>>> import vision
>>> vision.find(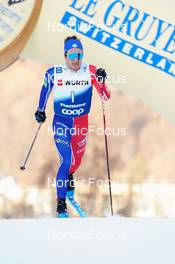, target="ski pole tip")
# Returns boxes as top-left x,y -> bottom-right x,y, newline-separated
20,166 -> 26,171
